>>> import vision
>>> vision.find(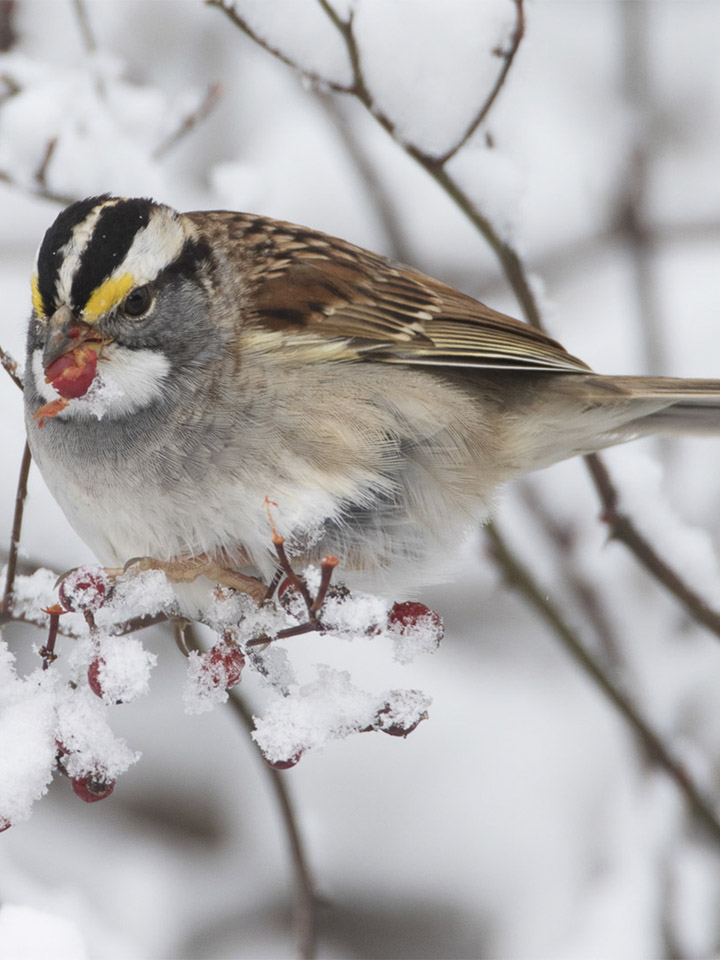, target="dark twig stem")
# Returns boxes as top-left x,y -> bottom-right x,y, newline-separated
486,521 -> 720,845
316,92 -> 415,265
273,537 -> 314,612
2,441 -> 32,617
153,82 -> 223,159
435,0 -> 525,166
0,343 -> 23,391
72,0 -> 97,53
225,688 -> 318,959
179,622 -> 317,959
584,453 -> 720,639
0,169 -> 75,206
205,0 -> 351,94
311,555 -> 339,614
39,604 -> 62,669
518,481 -> 622,664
